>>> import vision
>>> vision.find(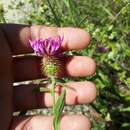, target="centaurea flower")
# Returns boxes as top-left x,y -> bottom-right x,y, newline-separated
29,36 -> 65,130
29,36 -> 63,57
29,36 -> 63,77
